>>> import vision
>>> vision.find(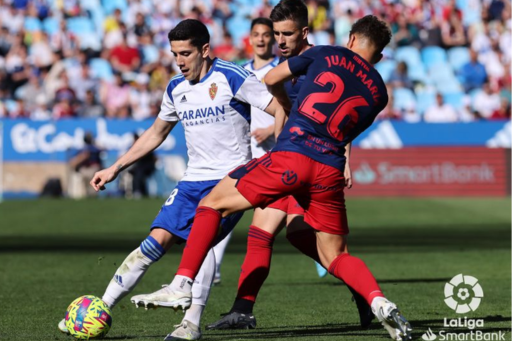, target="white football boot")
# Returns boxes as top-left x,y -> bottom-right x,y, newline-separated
131,285 -> 192,311
372,298 -> 412,340
57,319 -> 69,334
164,320 -> 202,341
